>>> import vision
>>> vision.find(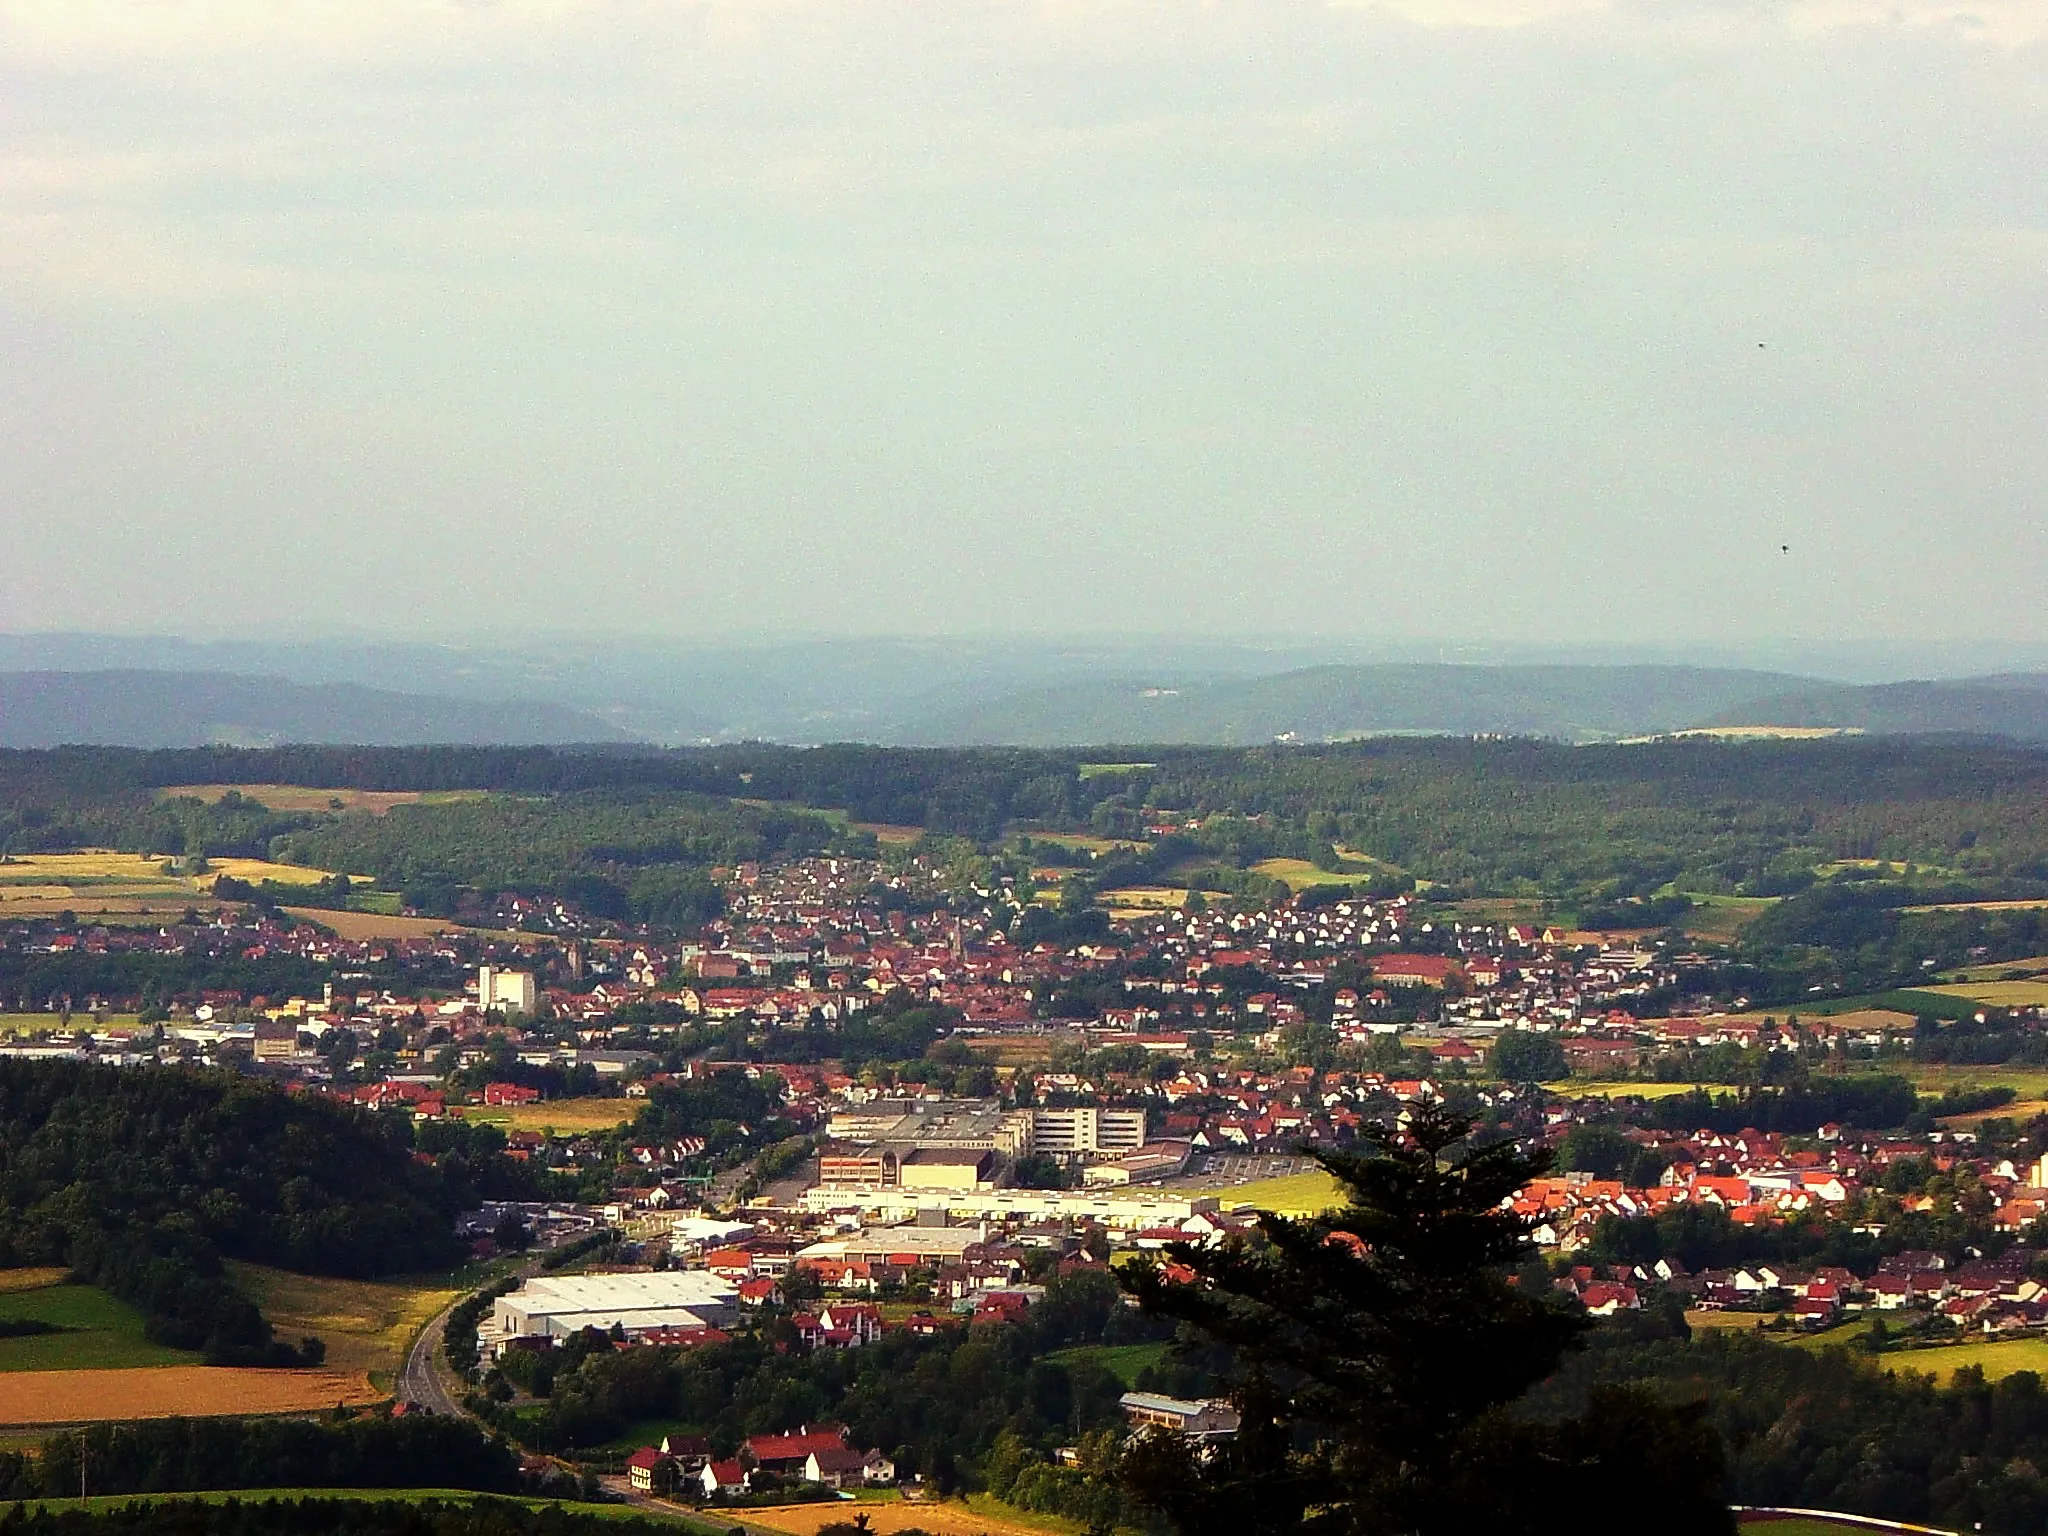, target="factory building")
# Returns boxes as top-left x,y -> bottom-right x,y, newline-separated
489,1271 -> 739,1351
